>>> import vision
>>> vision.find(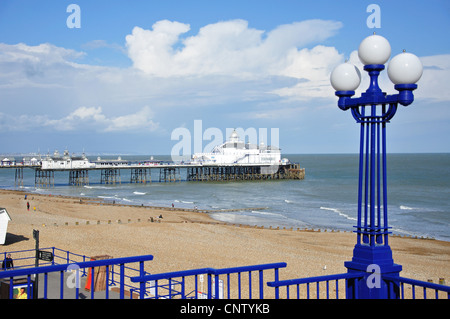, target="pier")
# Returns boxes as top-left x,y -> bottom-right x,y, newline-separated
0,162 -> 305,188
